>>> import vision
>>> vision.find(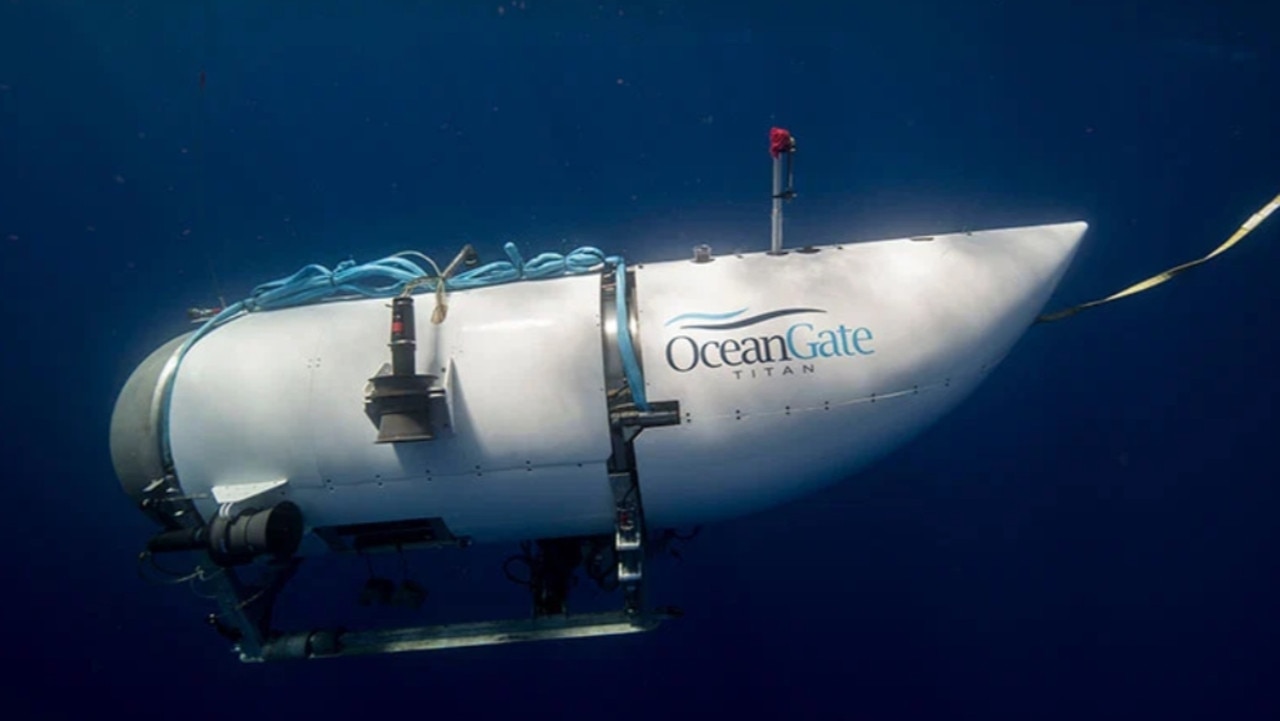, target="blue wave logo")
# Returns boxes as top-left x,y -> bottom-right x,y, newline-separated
665,307 -> 826,331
